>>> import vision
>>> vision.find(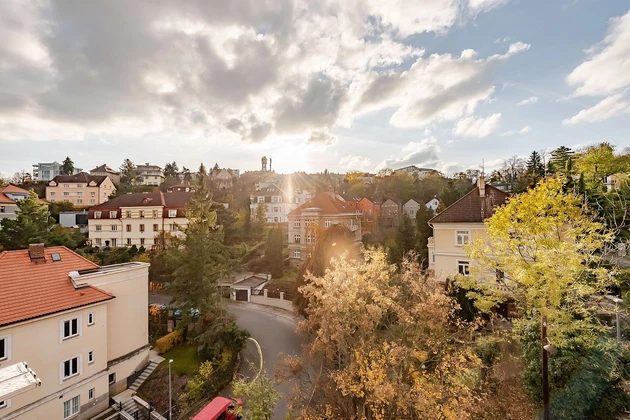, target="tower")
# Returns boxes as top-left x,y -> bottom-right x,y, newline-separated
269,157 -> 272,172
261,156 -> 267,171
